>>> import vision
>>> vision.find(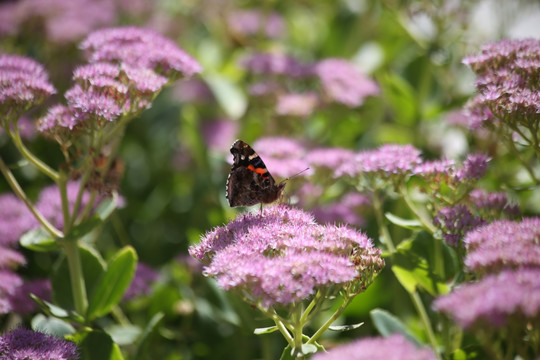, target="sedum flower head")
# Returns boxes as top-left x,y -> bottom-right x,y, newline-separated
434,268 -> 540,329
276,92 -> 319,117
311,334 -> 437,360
227,10 -> 285,39
241,53 -> 312,77
462,38 -> 540,130
189,205 -> 383,308
80,26 -> 202,79
123,263 -> 160,301
0,270 -> 23,314
434,205 -> 484,247
336,144 -> 422,180
35,182 -> 92,231
0,328 -> 78,360
8,278 -> 51,315
468,189 -> 520,219
315,58 -> 379,107
0,54 -> 55,122
0,193 -> 37,247
464,218 -> 540,274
